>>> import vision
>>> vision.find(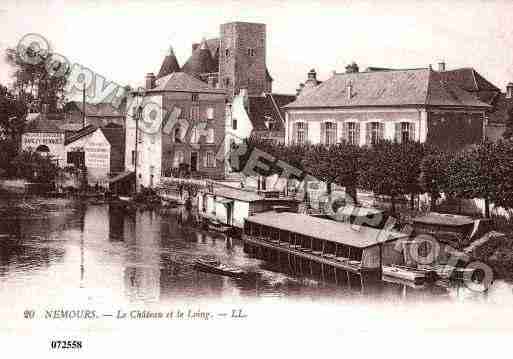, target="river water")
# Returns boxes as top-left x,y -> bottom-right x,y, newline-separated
1,195 -> 512,308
